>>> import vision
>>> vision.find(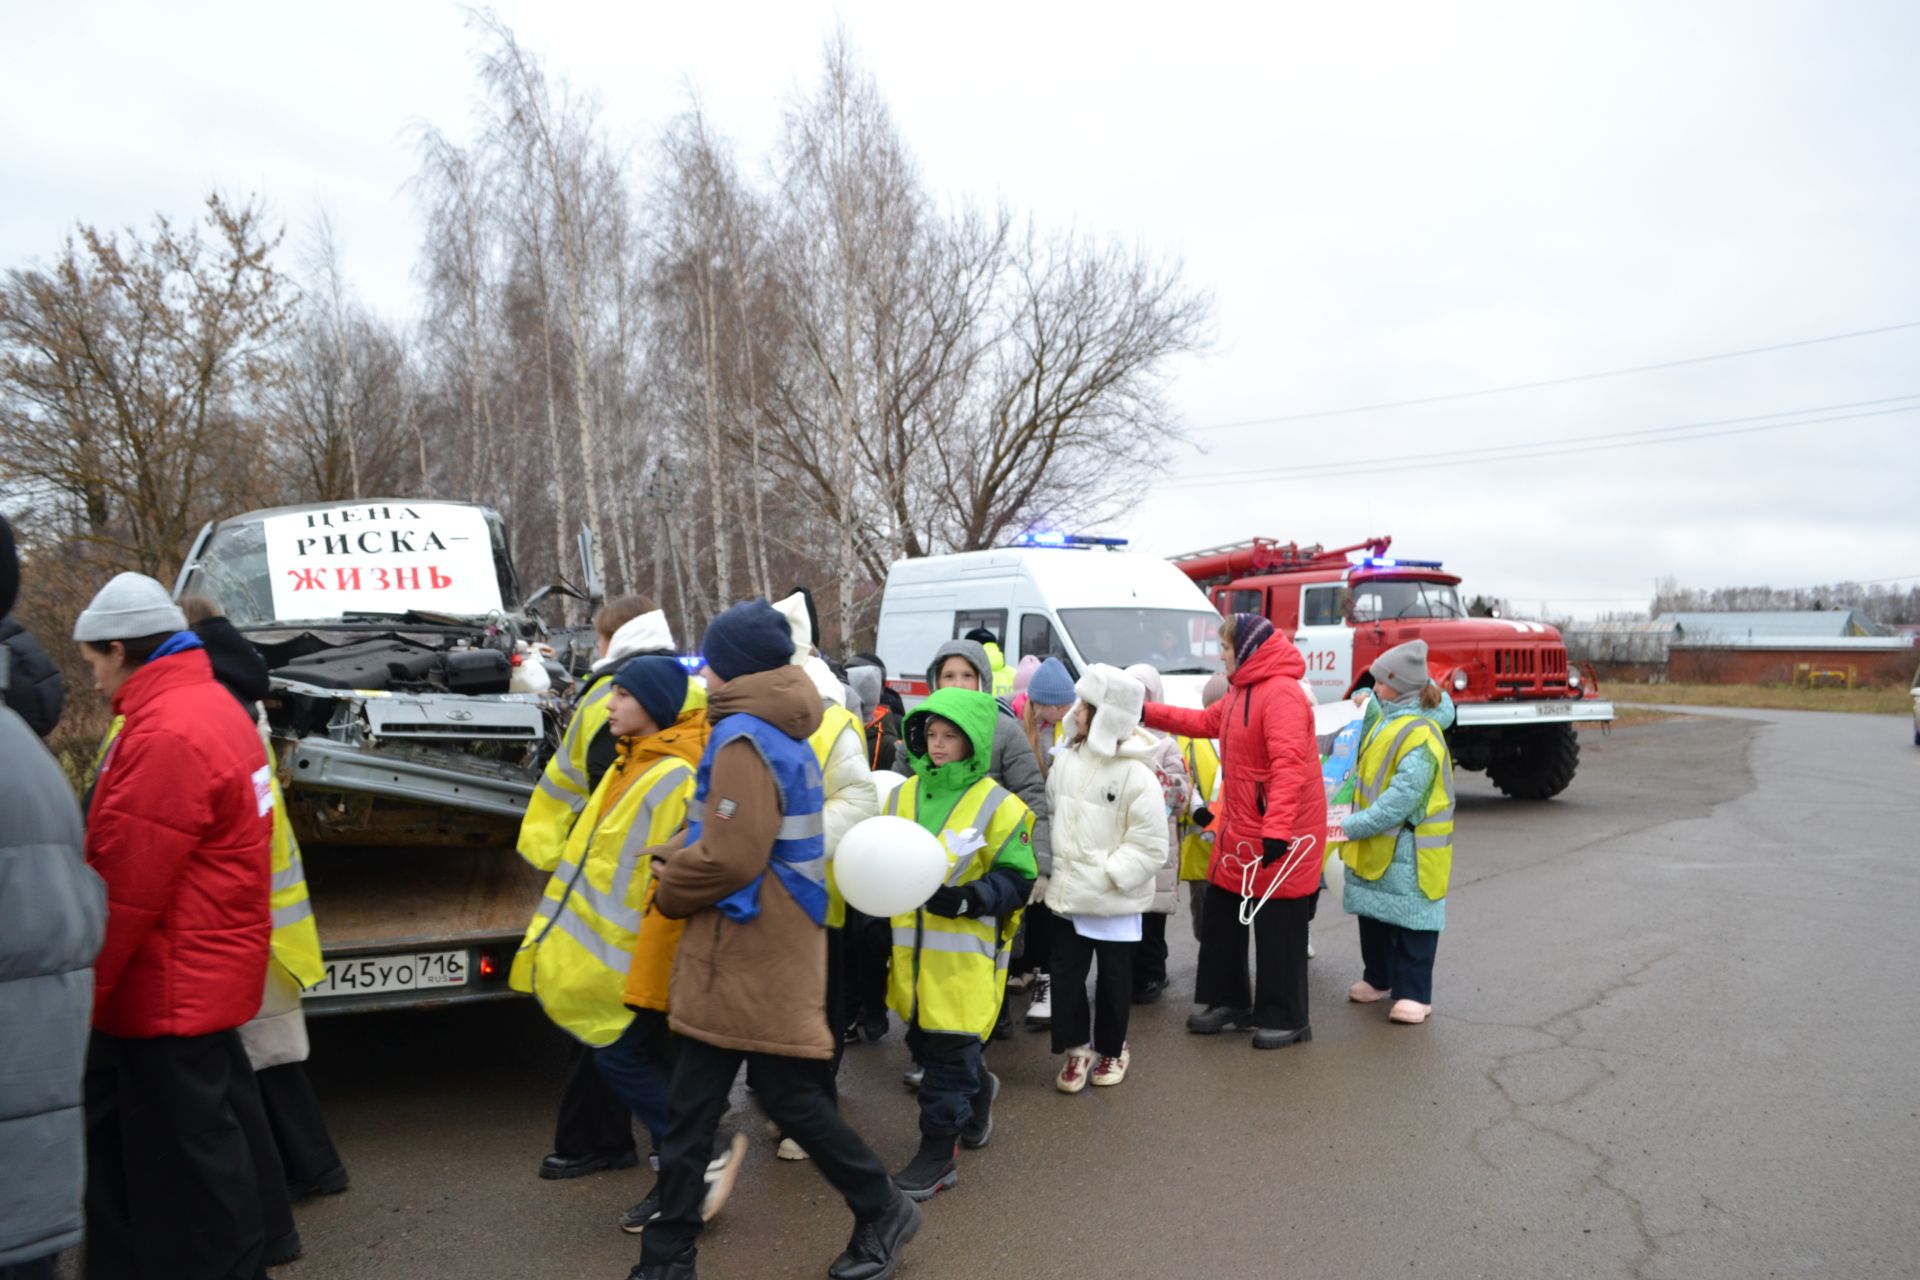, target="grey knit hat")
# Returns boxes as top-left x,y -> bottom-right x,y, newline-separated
1369,639 -> 1431,695
74,573 -> 187,643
